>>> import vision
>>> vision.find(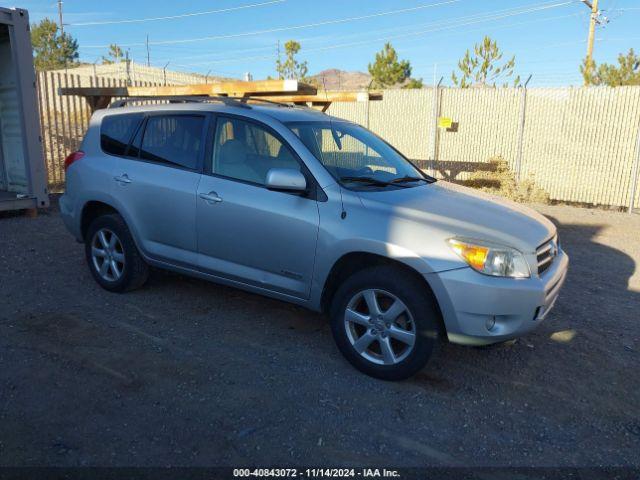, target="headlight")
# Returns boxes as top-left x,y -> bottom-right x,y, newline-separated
447,238 -> 530,278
